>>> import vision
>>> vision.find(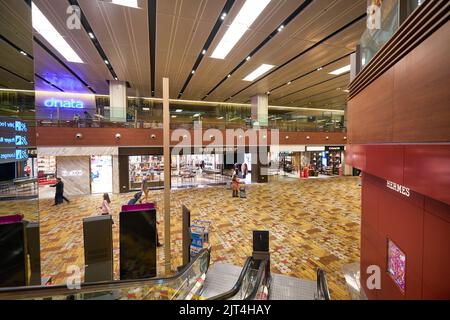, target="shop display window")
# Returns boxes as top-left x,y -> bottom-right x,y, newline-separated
129,155 -> 164,190
37,156 -> 56,185
91,156 -> 113,194
387,239 -> 406,293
